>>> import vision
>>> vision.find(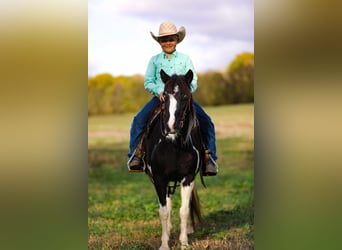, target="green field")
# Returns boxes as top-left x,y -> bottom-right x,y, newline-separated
88,104 -> 254,249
